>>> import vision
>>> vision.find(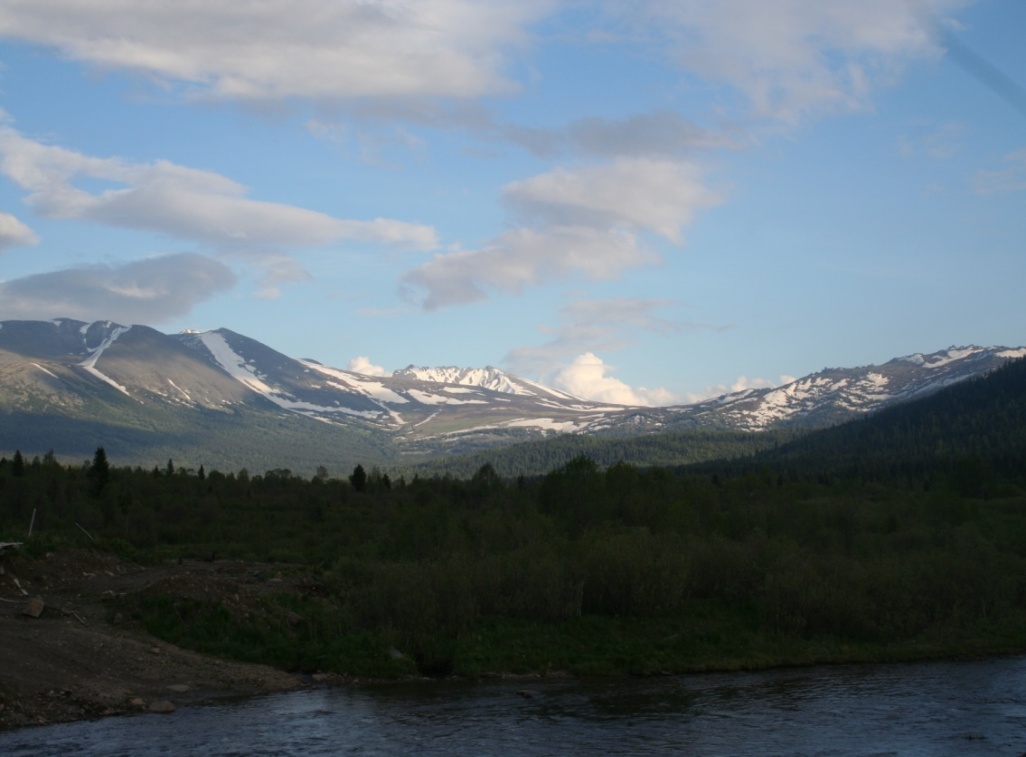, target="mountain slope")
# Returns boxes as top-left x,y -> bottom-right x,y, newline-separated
0,318 -> 1022,473
729,355 -> 1026,482
0,320 -> 393,473
622,345 -> 1026,434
